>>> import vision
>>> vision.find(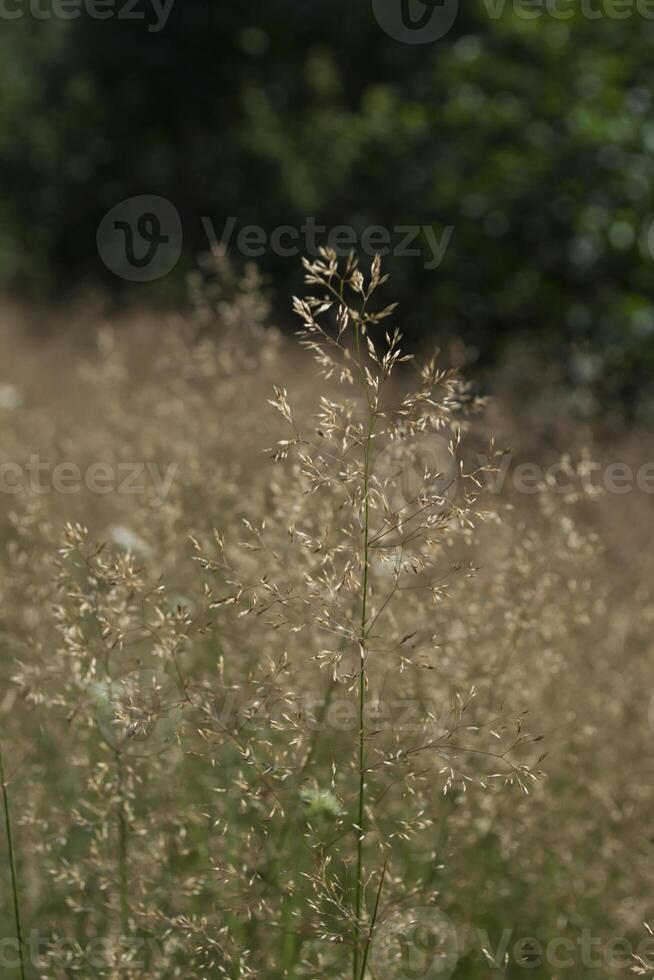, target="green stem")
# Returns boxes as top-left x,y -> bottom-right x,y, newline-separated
0,742 -> 27,980
116,755 -> 129,937
353,405 -> 374,979
359,857 -> 388,980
